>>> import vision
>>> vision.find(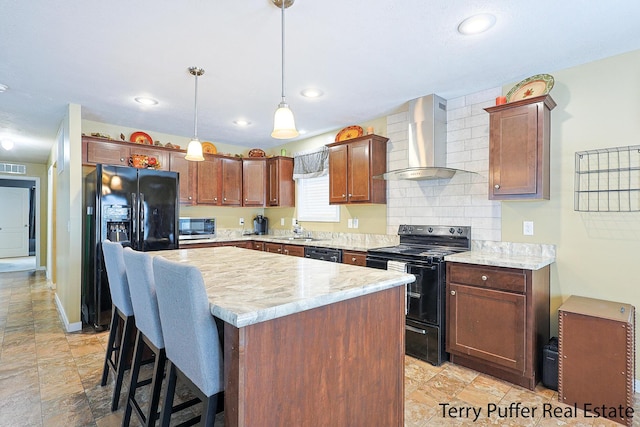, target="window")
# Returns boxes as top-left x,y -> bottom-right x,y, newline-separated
296,175 -> 340,222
